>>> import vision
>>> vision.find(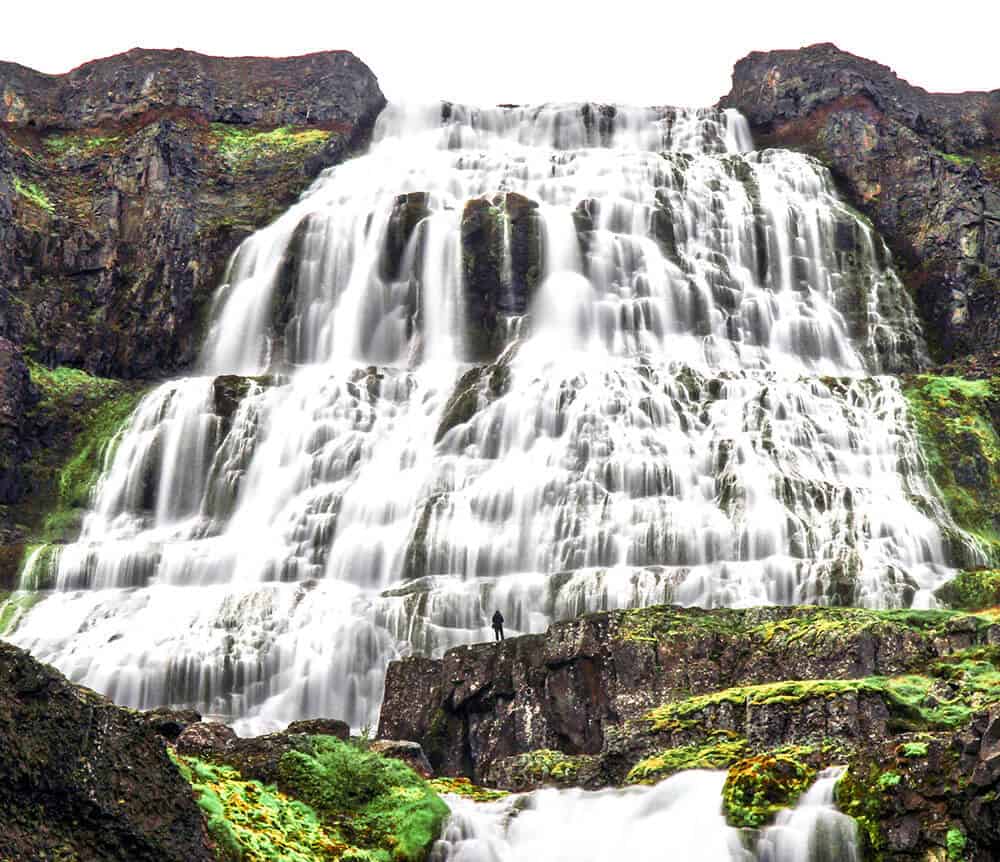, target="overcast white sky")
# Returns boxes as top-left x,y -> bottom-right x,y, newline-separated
3,1 -> 997,106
